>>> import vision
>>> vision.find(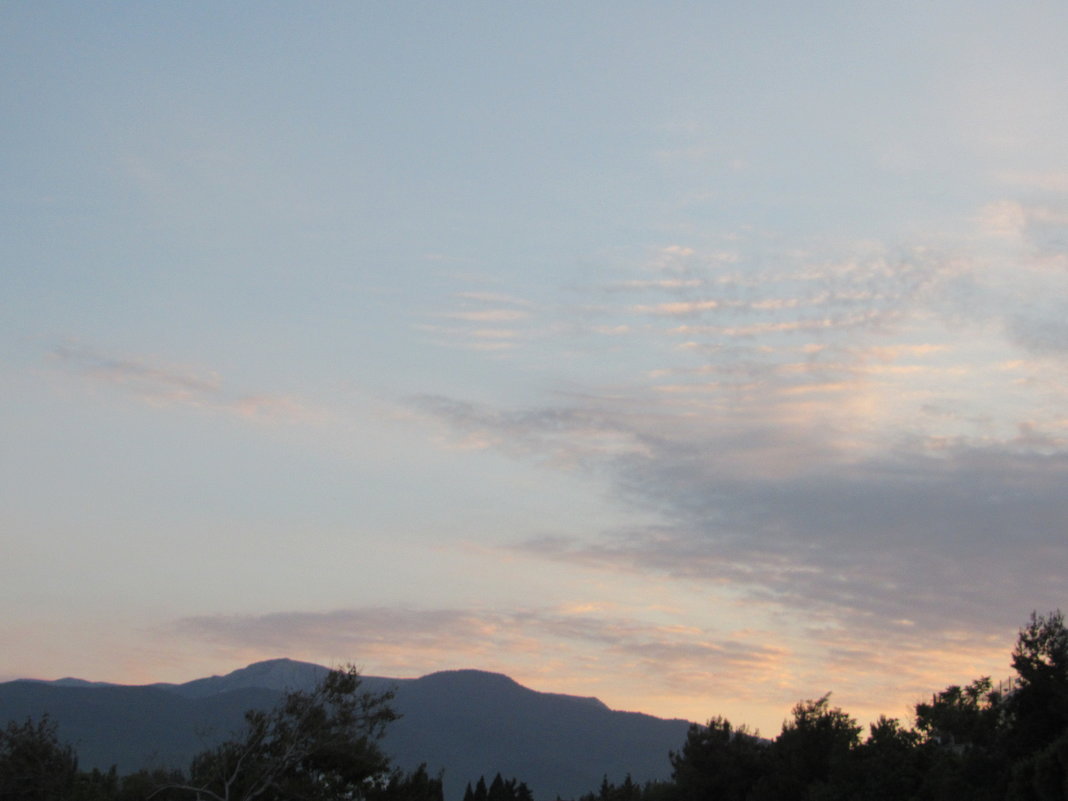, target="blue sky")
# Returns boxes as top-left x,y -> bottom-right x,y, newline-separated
4,2 -> 1068,734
